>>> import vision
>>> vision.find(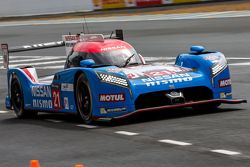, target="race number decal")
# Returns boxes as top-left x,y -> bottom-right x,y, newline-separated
52,89 -> 61,110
